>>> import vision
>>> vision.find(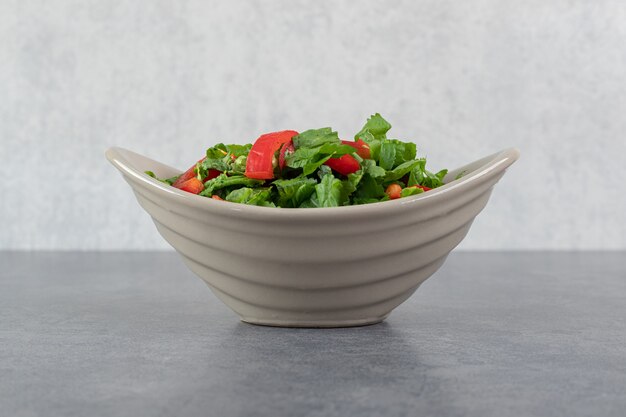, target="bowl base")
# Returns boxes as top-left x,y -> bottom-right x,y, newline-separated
239,314 -> 389,328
